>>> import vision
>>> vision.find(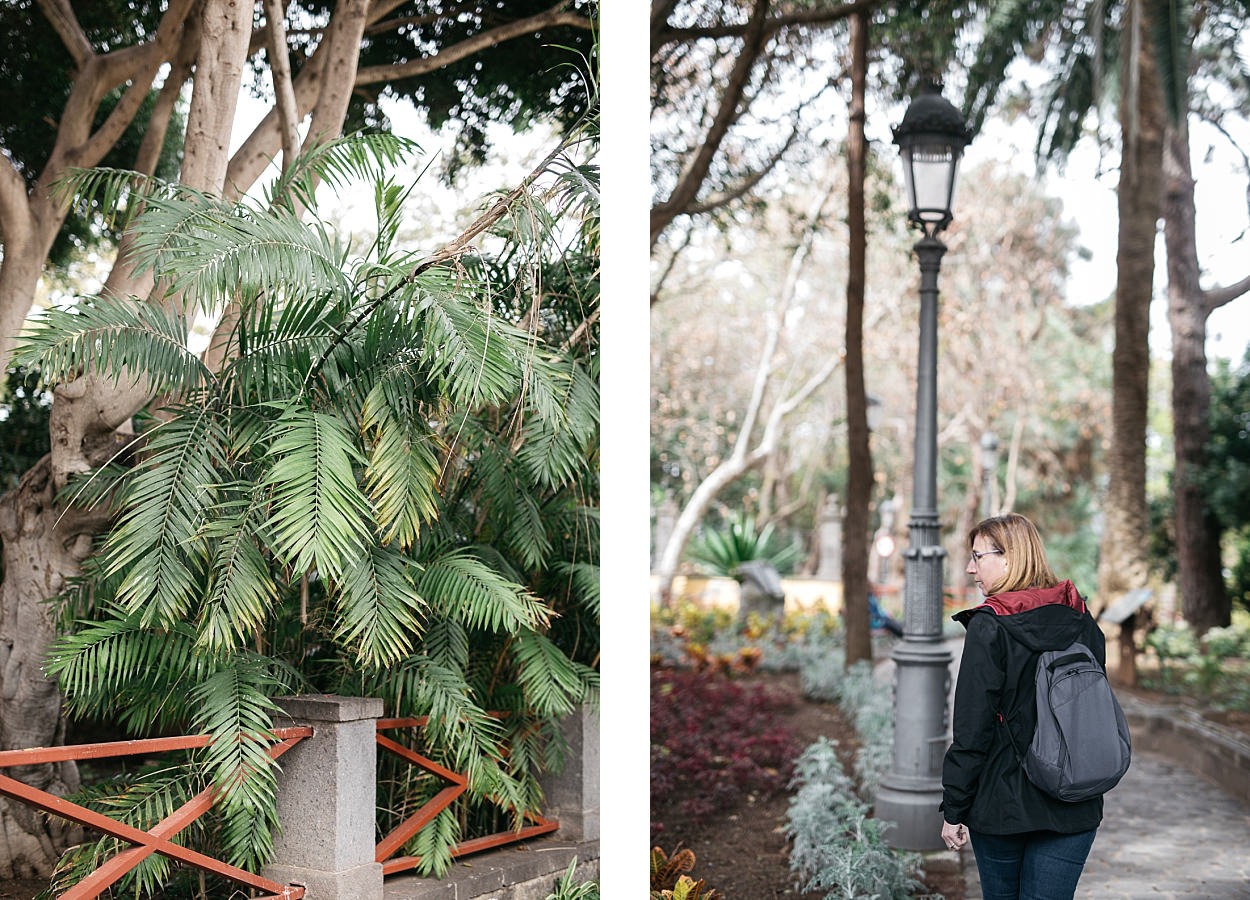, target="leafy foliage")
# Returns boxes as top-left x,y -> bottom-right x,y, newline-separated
15,130 -> 599,889
649,667 -> 801,841
649,846 -> 722,900
785,738 -> 925,900
686,512 -> 802,577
